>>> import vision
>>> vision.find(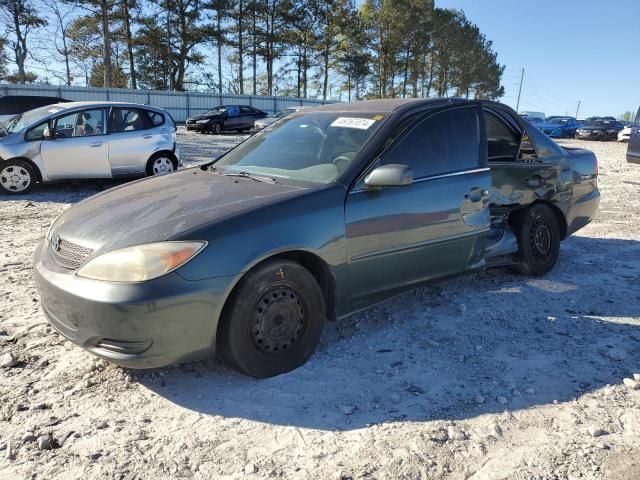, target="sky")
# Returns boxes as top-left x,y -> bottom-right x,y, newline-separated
436,0 -> 640,118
